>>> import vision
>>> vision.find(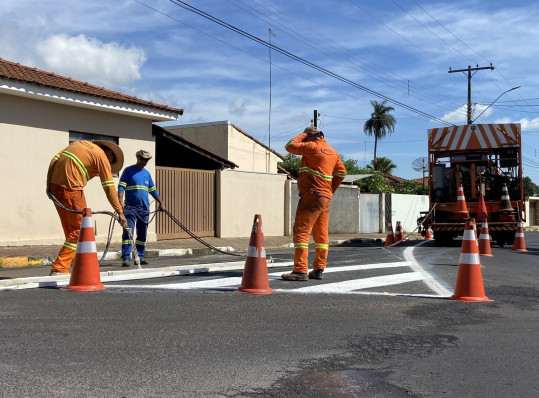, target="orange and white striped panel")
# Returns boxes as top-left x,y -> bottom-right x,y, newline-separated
429,123 -> 521,152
